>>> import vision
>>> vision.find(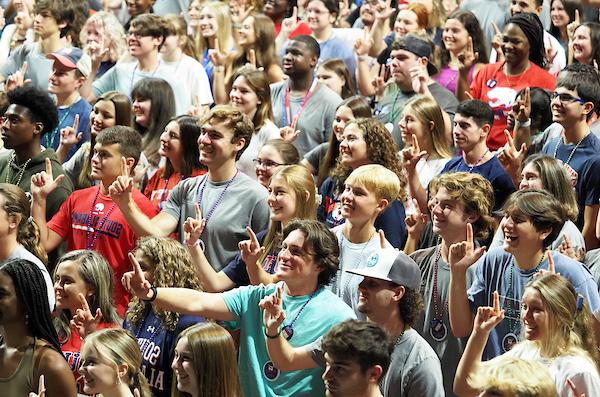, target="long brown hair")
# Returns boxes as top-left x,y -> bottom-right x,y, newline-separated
230,66 -> 274,131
